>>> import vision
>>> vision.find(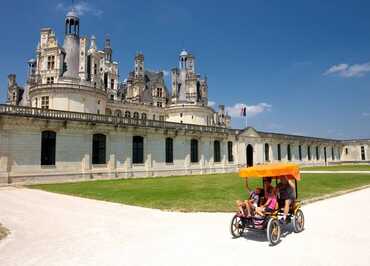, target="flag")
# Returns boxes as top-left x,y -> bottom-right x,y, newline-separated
240,107 -> 246,117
